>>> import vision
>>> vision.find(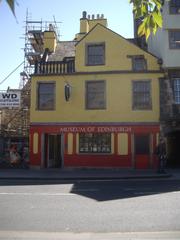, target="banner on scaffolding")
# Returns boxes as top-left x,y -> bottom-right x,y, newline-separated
0,91 -> 21,108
